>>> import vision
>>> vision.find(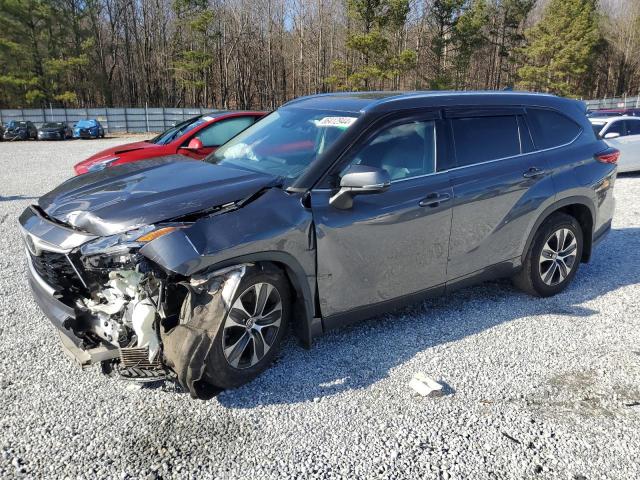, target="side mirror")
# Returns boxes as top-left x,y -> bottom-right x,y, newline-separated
184,137 -> 204,150
330,165 -> 391,209
604,132 -> 621,139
